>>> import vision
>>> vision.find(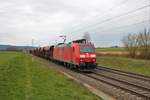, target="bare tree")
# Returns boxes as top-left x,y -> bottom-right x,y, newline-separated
122,34 -> 139,58
138,29 -> 150,59
83,32 -> 91,43
122,29 -> 150,59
